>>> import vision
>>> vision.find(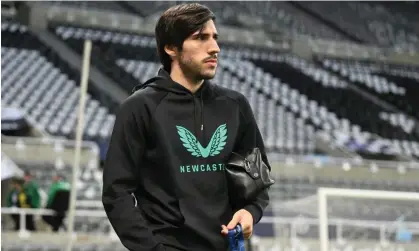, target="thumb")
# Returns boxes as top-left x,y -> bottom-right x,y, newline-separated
227,213 -> 241,229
